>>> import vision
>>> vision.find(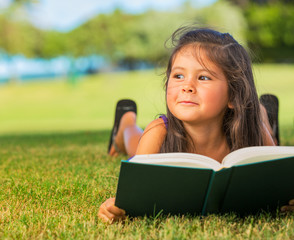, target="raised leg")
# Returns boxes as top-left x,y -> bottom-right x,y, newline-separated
260,94 -> 280,145
109,111 -> 143,158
